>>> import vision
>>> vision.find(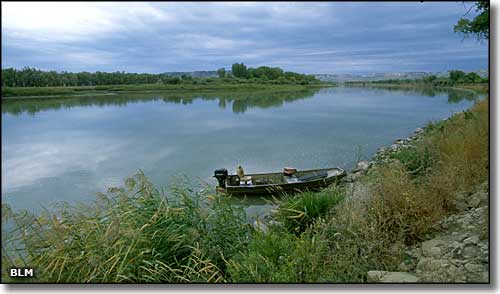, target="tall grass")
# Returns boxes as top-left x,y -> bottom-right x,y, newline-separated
272,187 -> 345,234
426,100 -> 489,210
361,98 -> 489,248
226,226 -> 331,283
2,172 -> 250,283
